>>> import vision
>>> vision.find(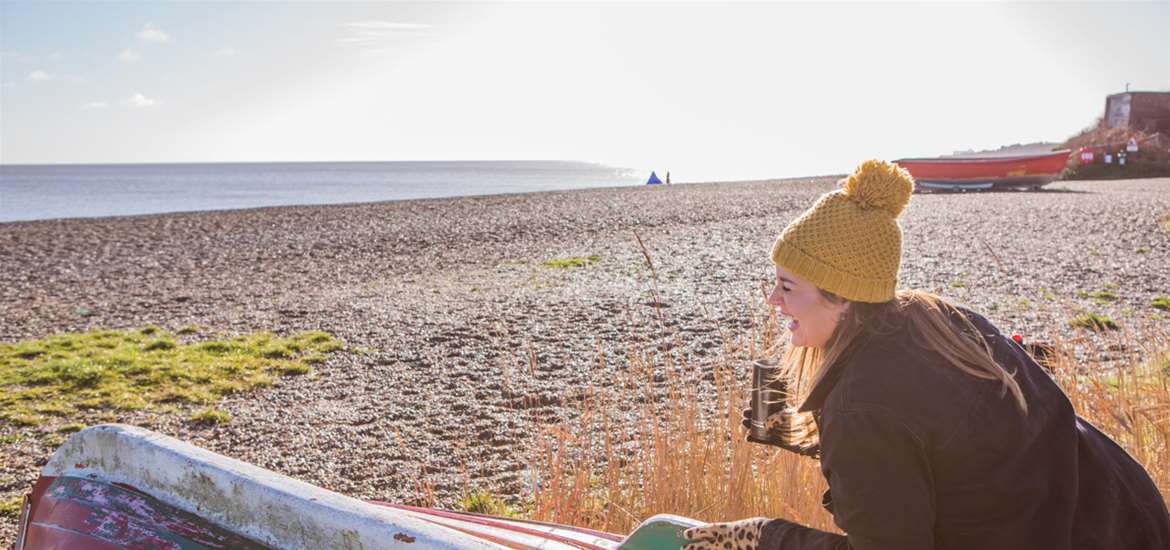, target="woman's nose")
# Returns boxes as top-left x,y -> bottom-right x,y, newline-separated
766,287 -> 783,306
